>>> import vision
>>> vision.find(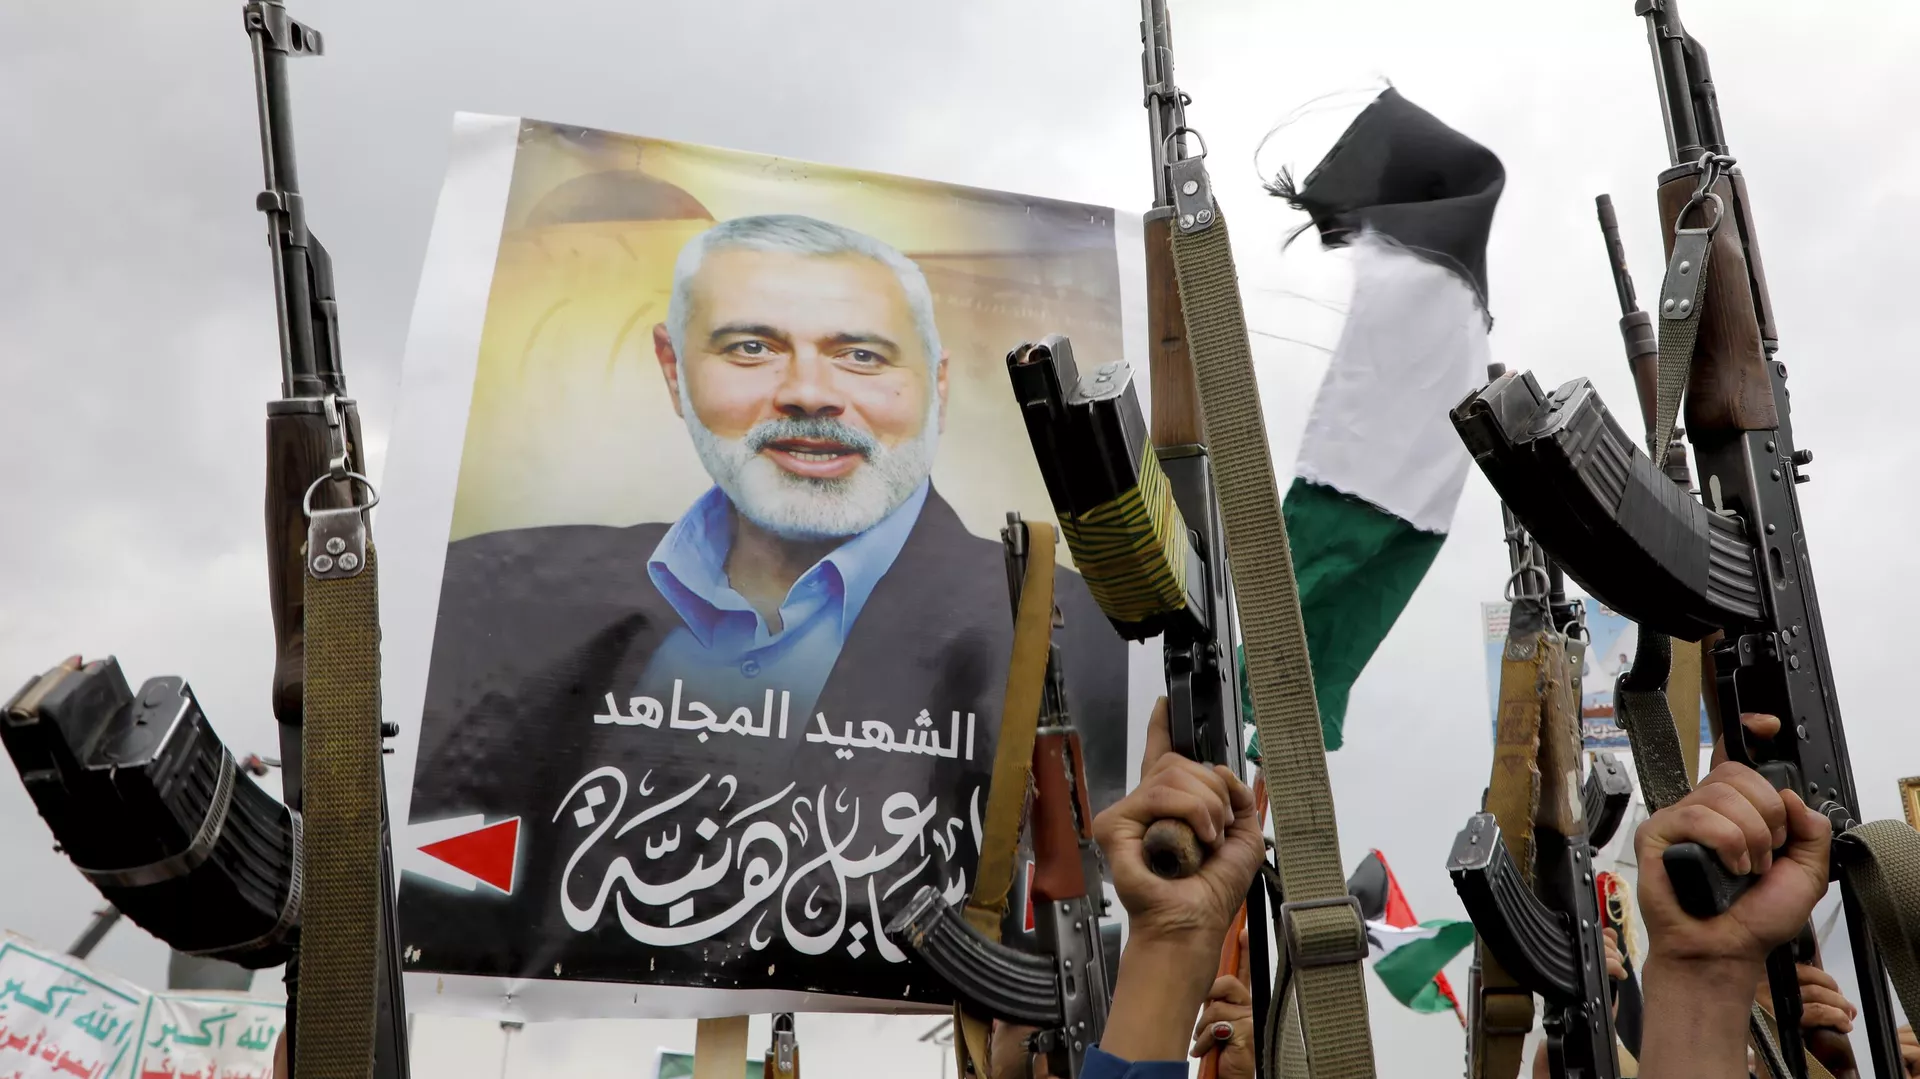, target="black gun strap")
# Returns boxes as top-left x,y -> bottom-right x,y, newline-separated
1169,210 -> 1374,1079
1614,632 -> 1694,813
1648,197 -> 1714,461
1614,187 -> 1720,815
1613,188 -> 1720,818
